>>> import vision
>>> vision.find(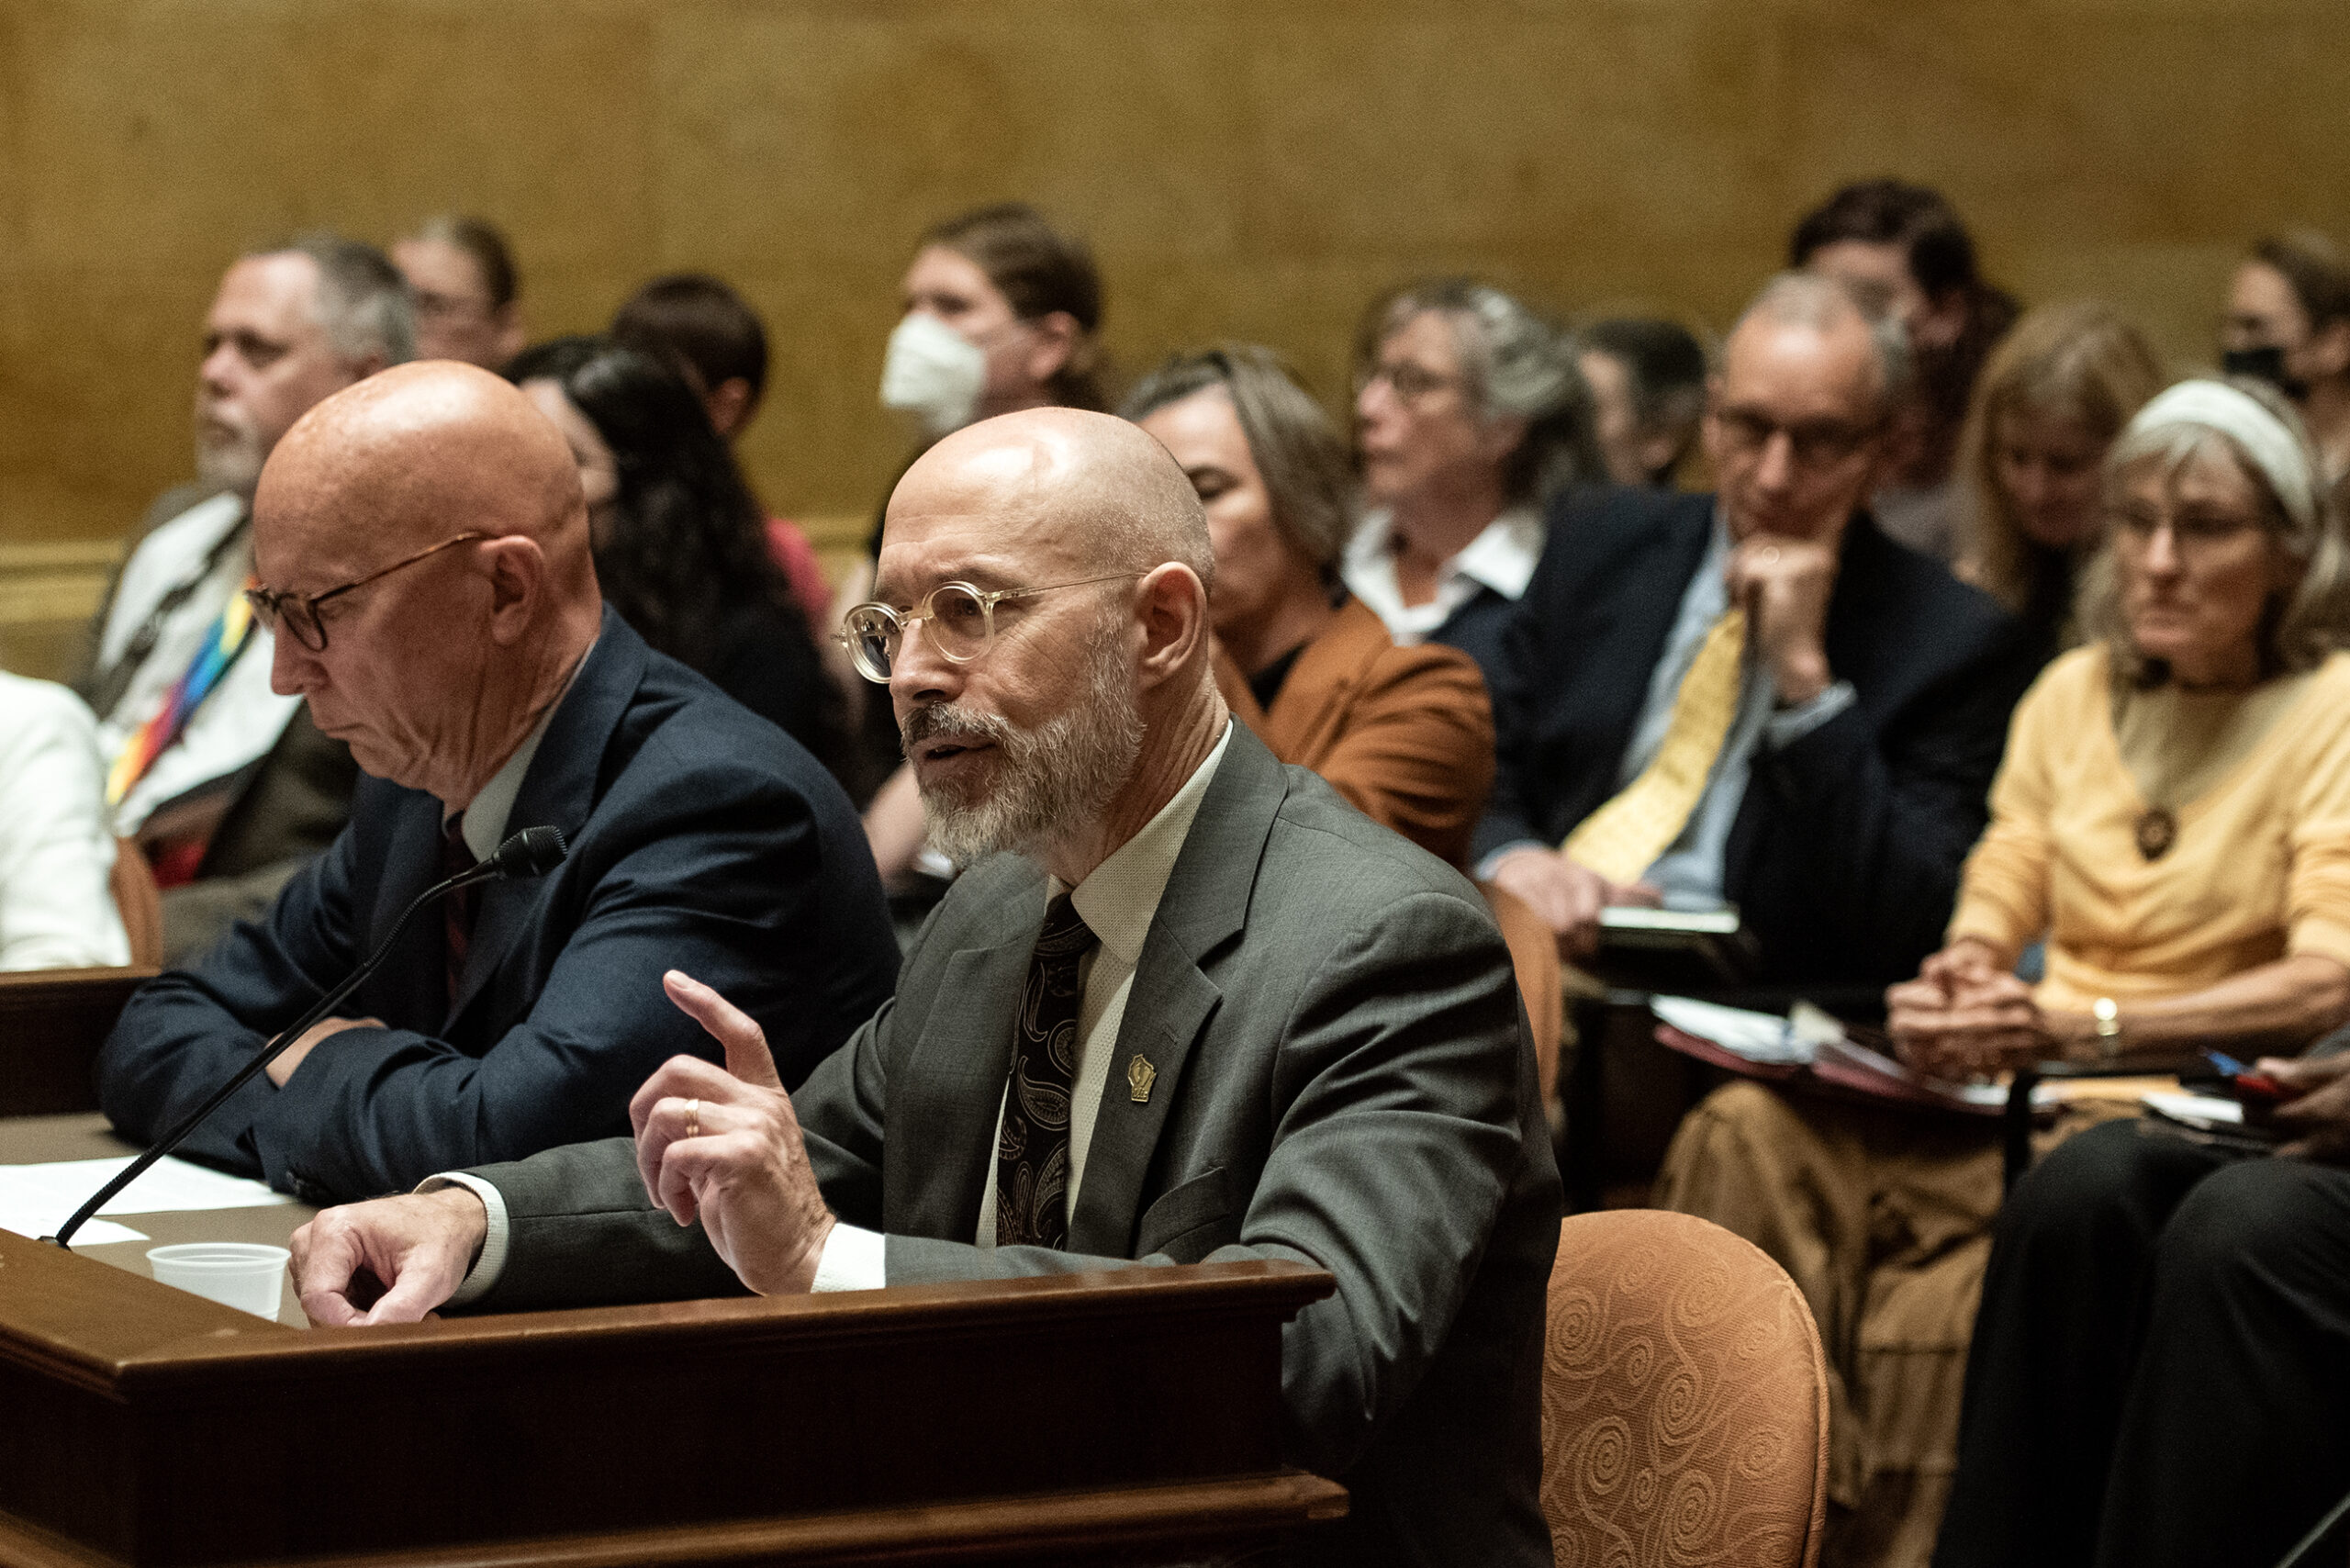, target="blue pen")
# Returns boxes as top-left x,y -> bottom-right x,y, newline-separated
2205,1049 -> 2248,1077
